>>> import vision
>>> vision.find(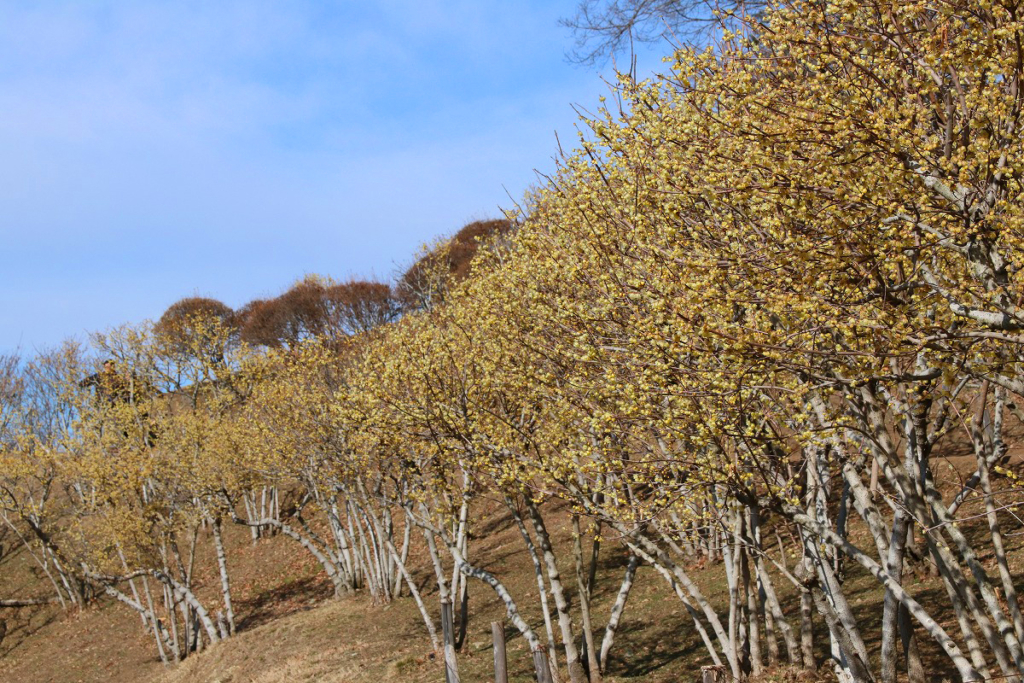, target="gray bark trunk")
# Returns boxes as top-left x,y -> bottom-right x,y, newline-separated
508,498 -> 562,683
527,501 -> 587,683
572,515 -> 601,682
788,507 -> 982,682
881,511 -> 908,683
599,552 -> 638,673
210,516 -> 236,636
